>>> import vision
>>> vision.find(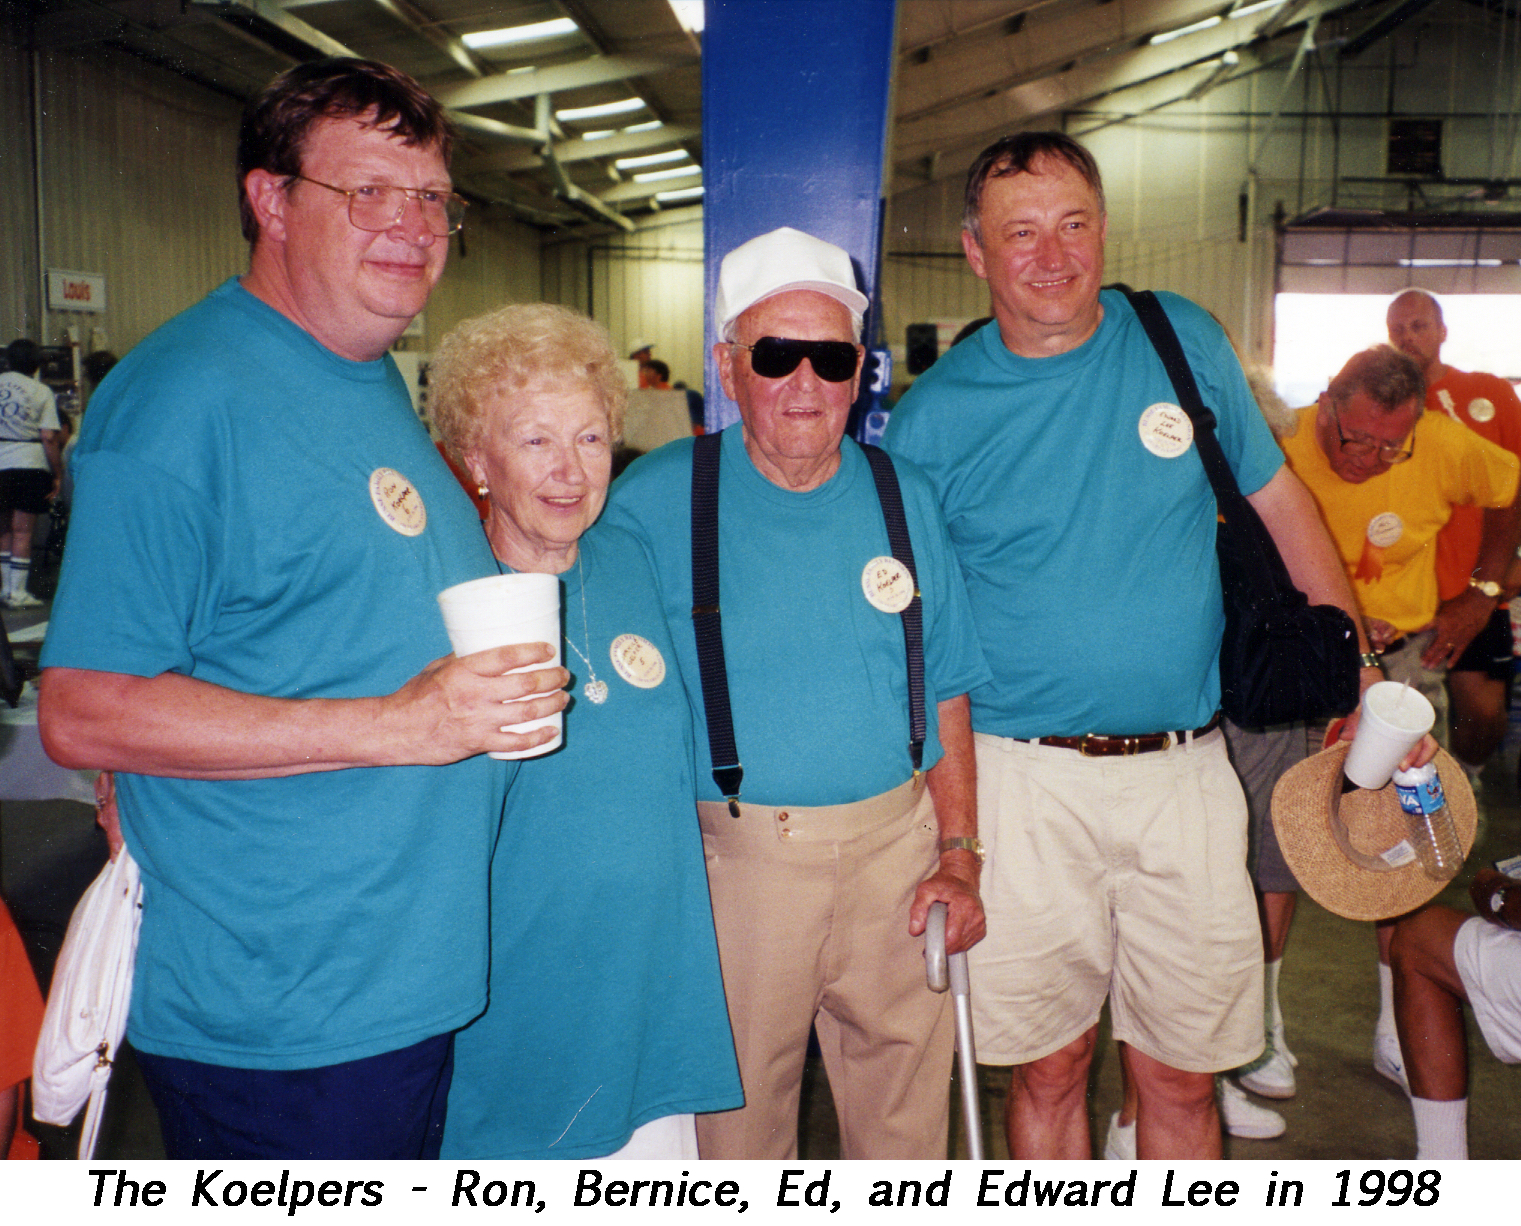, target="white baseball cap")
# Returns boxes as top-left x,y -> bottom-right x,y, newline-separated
714,227 -> 868,341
